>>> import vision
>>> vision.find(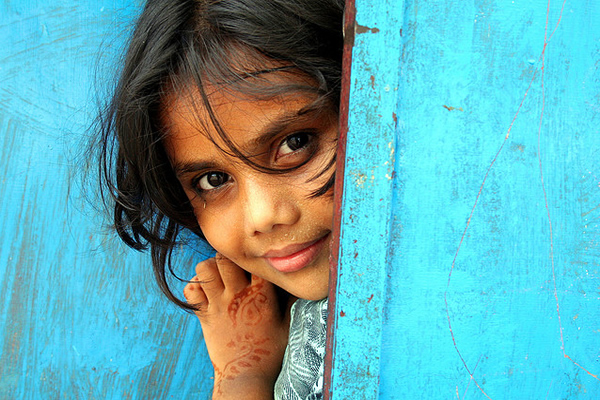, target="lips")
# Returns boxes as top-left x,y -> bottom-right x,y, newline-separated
264,233 -> 330,273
